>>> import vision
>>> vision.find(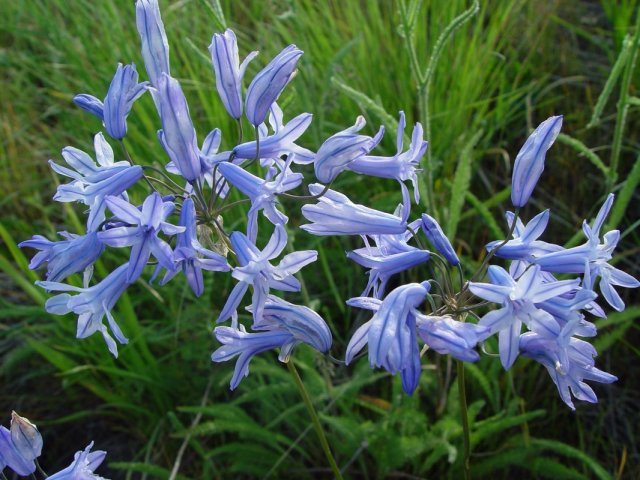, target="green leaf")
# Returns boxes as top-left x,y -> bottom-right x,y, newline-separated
200,0 -> 226,31
330,76 -> 402,139
606,153 -> 640,230
110,462 -> 192,480
471,409 -> 546,448
556,133 -> 608,175
593,306 -> 640,352
587,33 -> 633,128
529,438 -> 612,480
446,130 -> 483,238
